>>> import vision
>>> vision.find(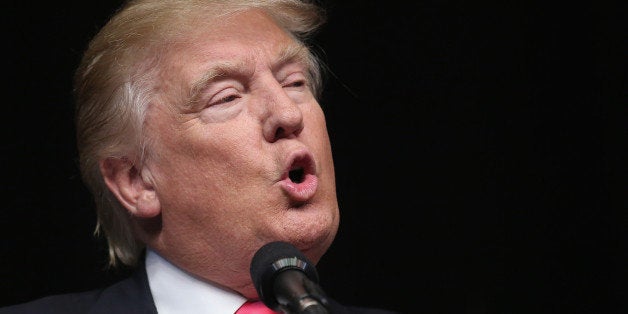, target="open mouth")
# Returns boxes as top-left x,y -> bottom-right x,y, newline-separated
288,167 -> 305,183
279,151 -> 318,202
285,153 -> 314,183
